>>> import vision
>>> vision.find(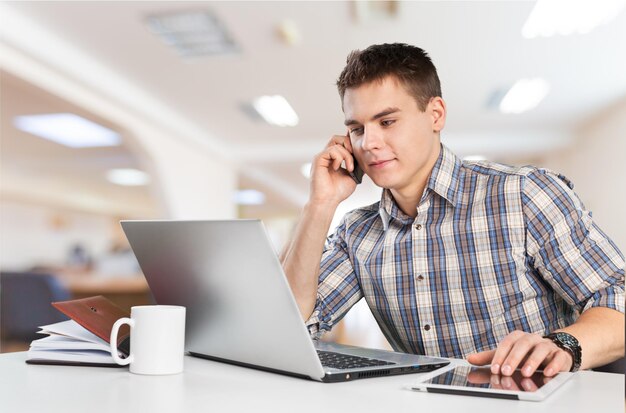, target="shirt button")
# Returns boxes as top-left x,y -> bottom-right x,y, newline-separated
424,324 -> 431,331
415,224 -> 422,230
417,274 -> 424,281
